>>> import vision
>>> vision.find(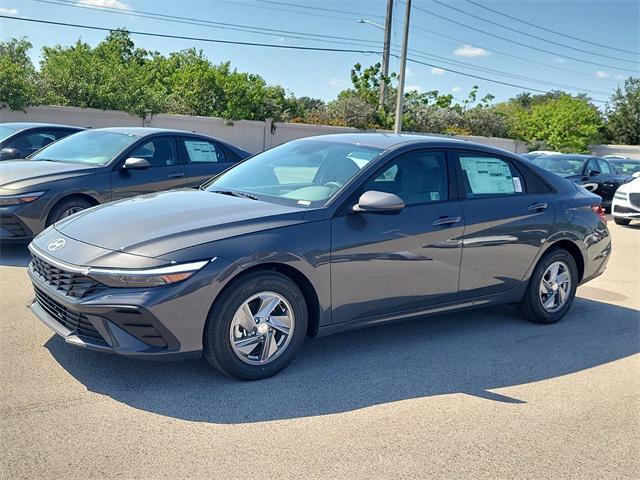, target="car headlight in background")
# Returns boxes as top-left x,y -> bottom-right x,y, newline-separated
614,191 -> 628,200
0,191 -> 46,206
87,260 -> 212,288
